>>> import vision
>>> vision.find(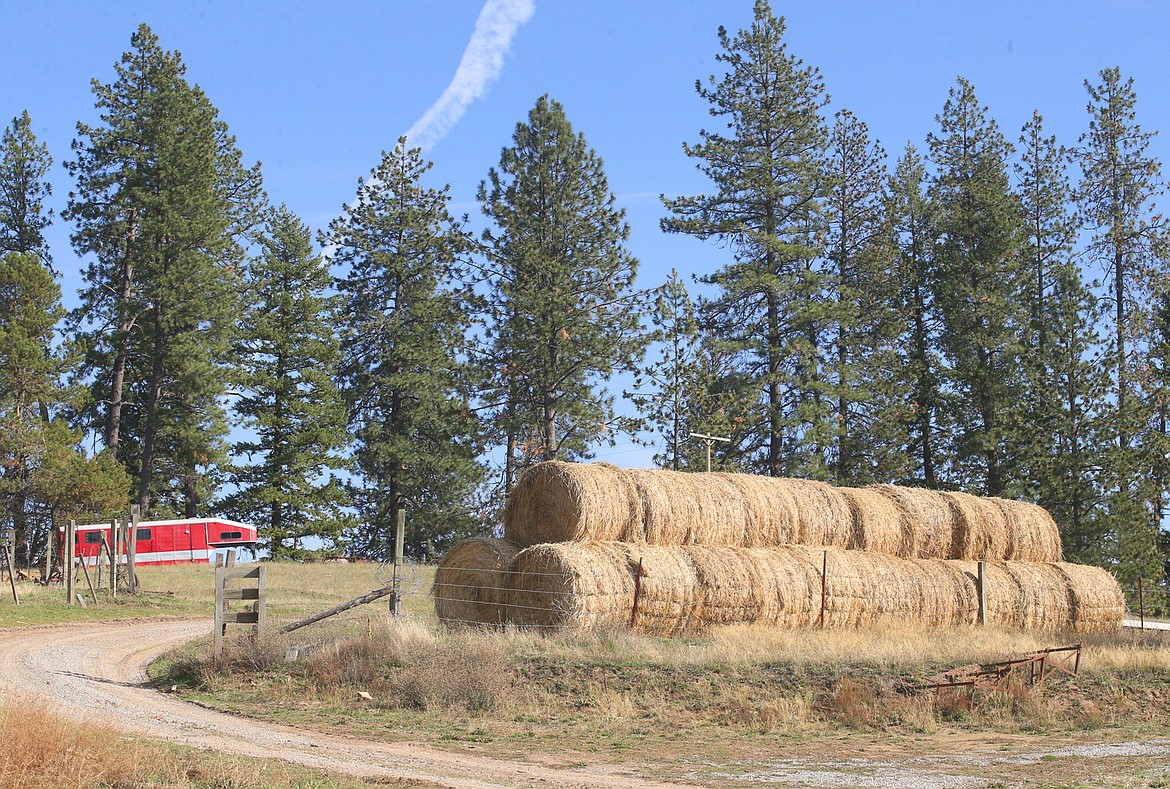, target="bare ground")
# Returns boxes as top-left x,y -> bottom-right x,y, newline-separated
0,618 -> 1167,788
